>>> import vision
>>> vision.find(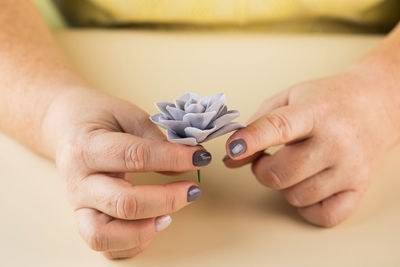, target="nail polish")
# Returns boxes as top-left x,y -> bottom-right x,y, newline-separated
193,150 -> 212,166
155,215 -> 172,232
229,139 -> 246,157
187,186 -> 202,202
